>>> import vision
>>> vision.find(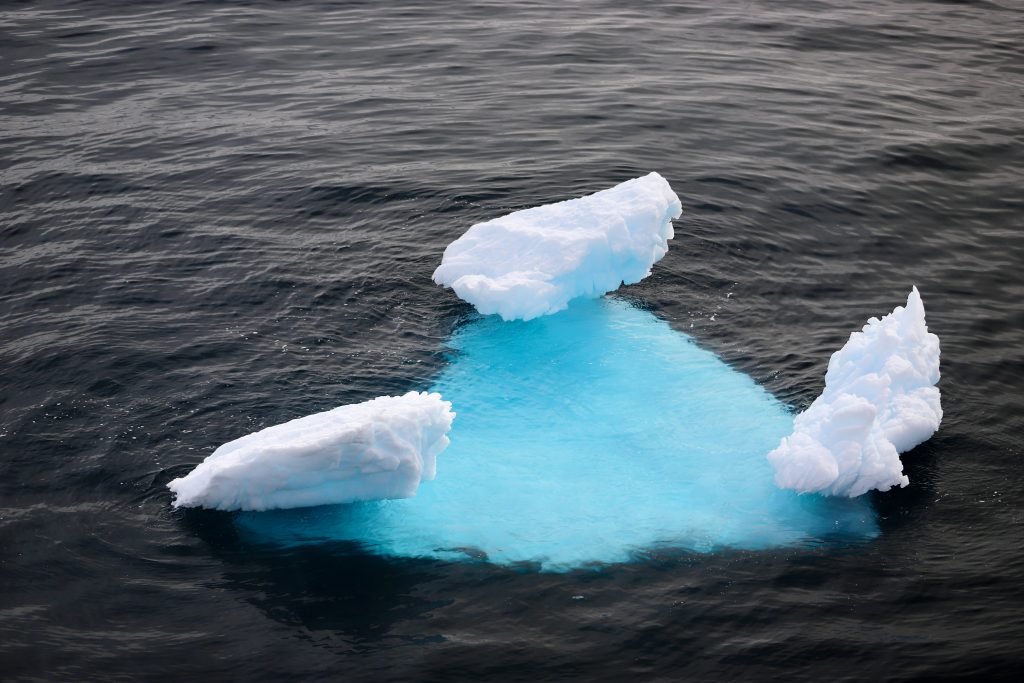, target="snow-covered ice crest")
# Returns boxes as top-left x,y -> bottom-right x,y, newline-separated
168,391 -> 455,511
768,287 -> 942,497
432,172 -> 682,321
